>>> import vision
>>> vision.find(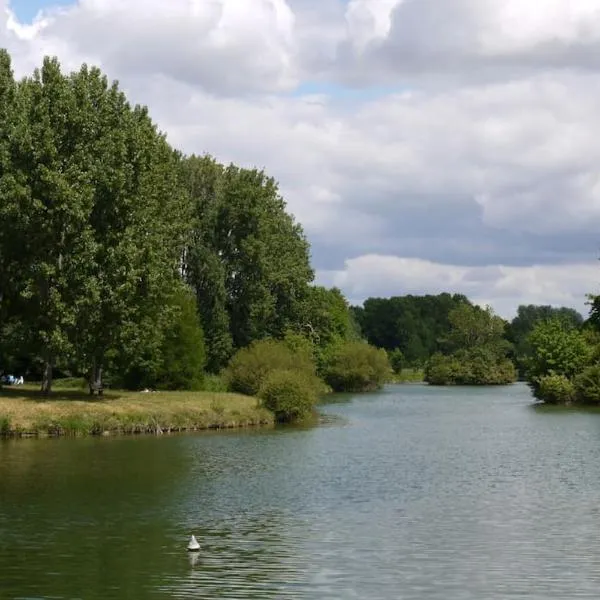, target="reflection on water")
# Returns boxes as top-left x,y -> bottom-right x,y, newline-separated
3,383 -> 600,598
